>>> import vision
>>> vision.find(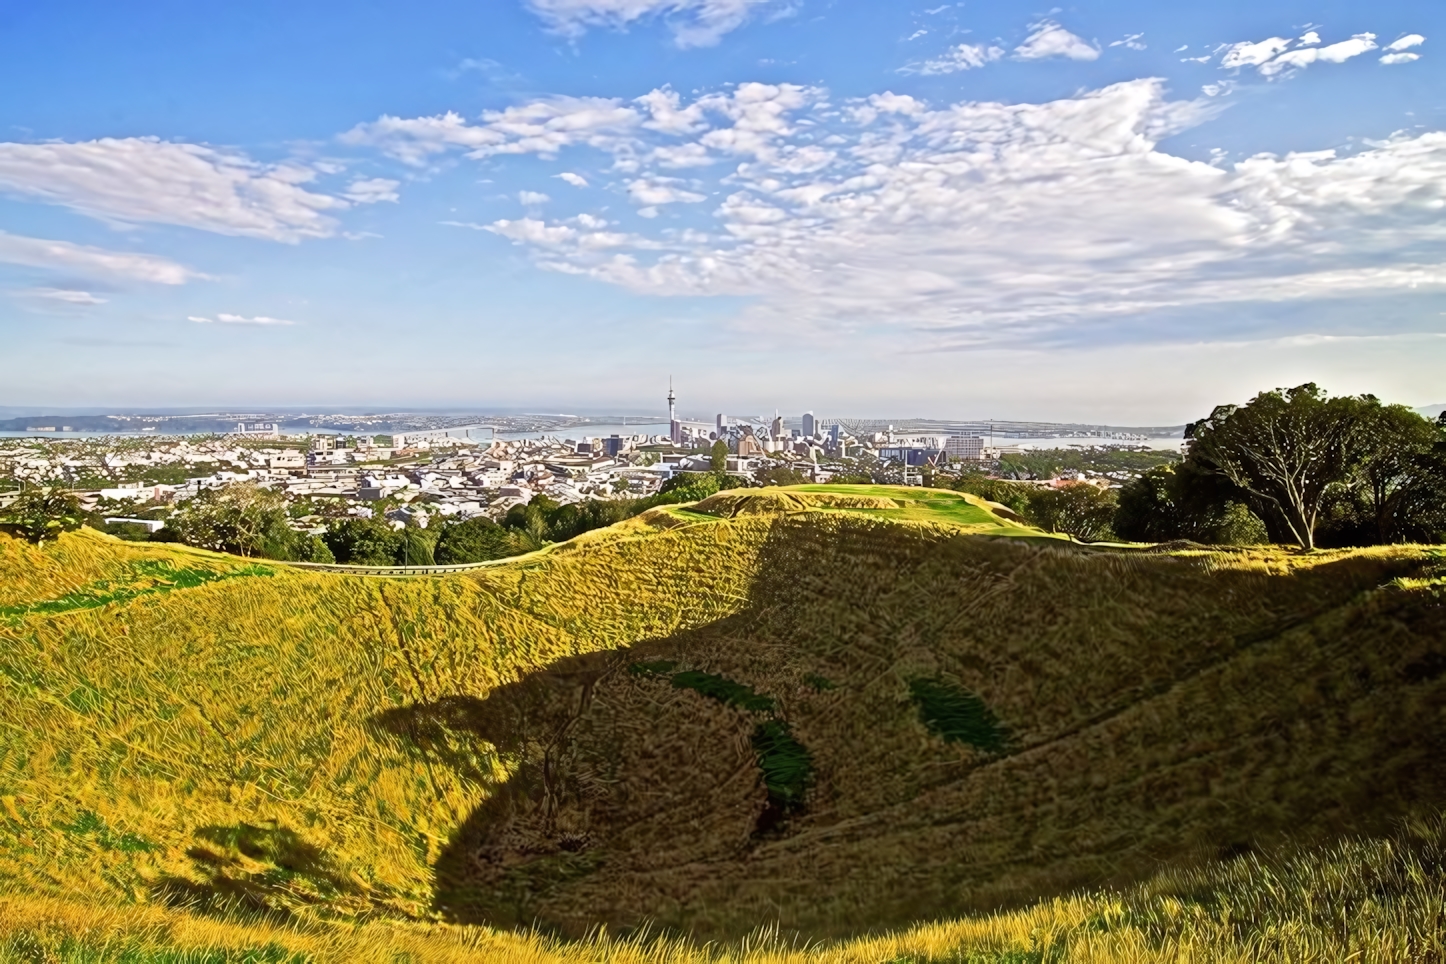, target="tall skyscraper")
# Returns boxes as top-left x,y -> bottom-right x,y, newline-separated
802,411 -> 816,438
716,413 -> 728,435
770,411 -> 784,440
667,379 -> 680,444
